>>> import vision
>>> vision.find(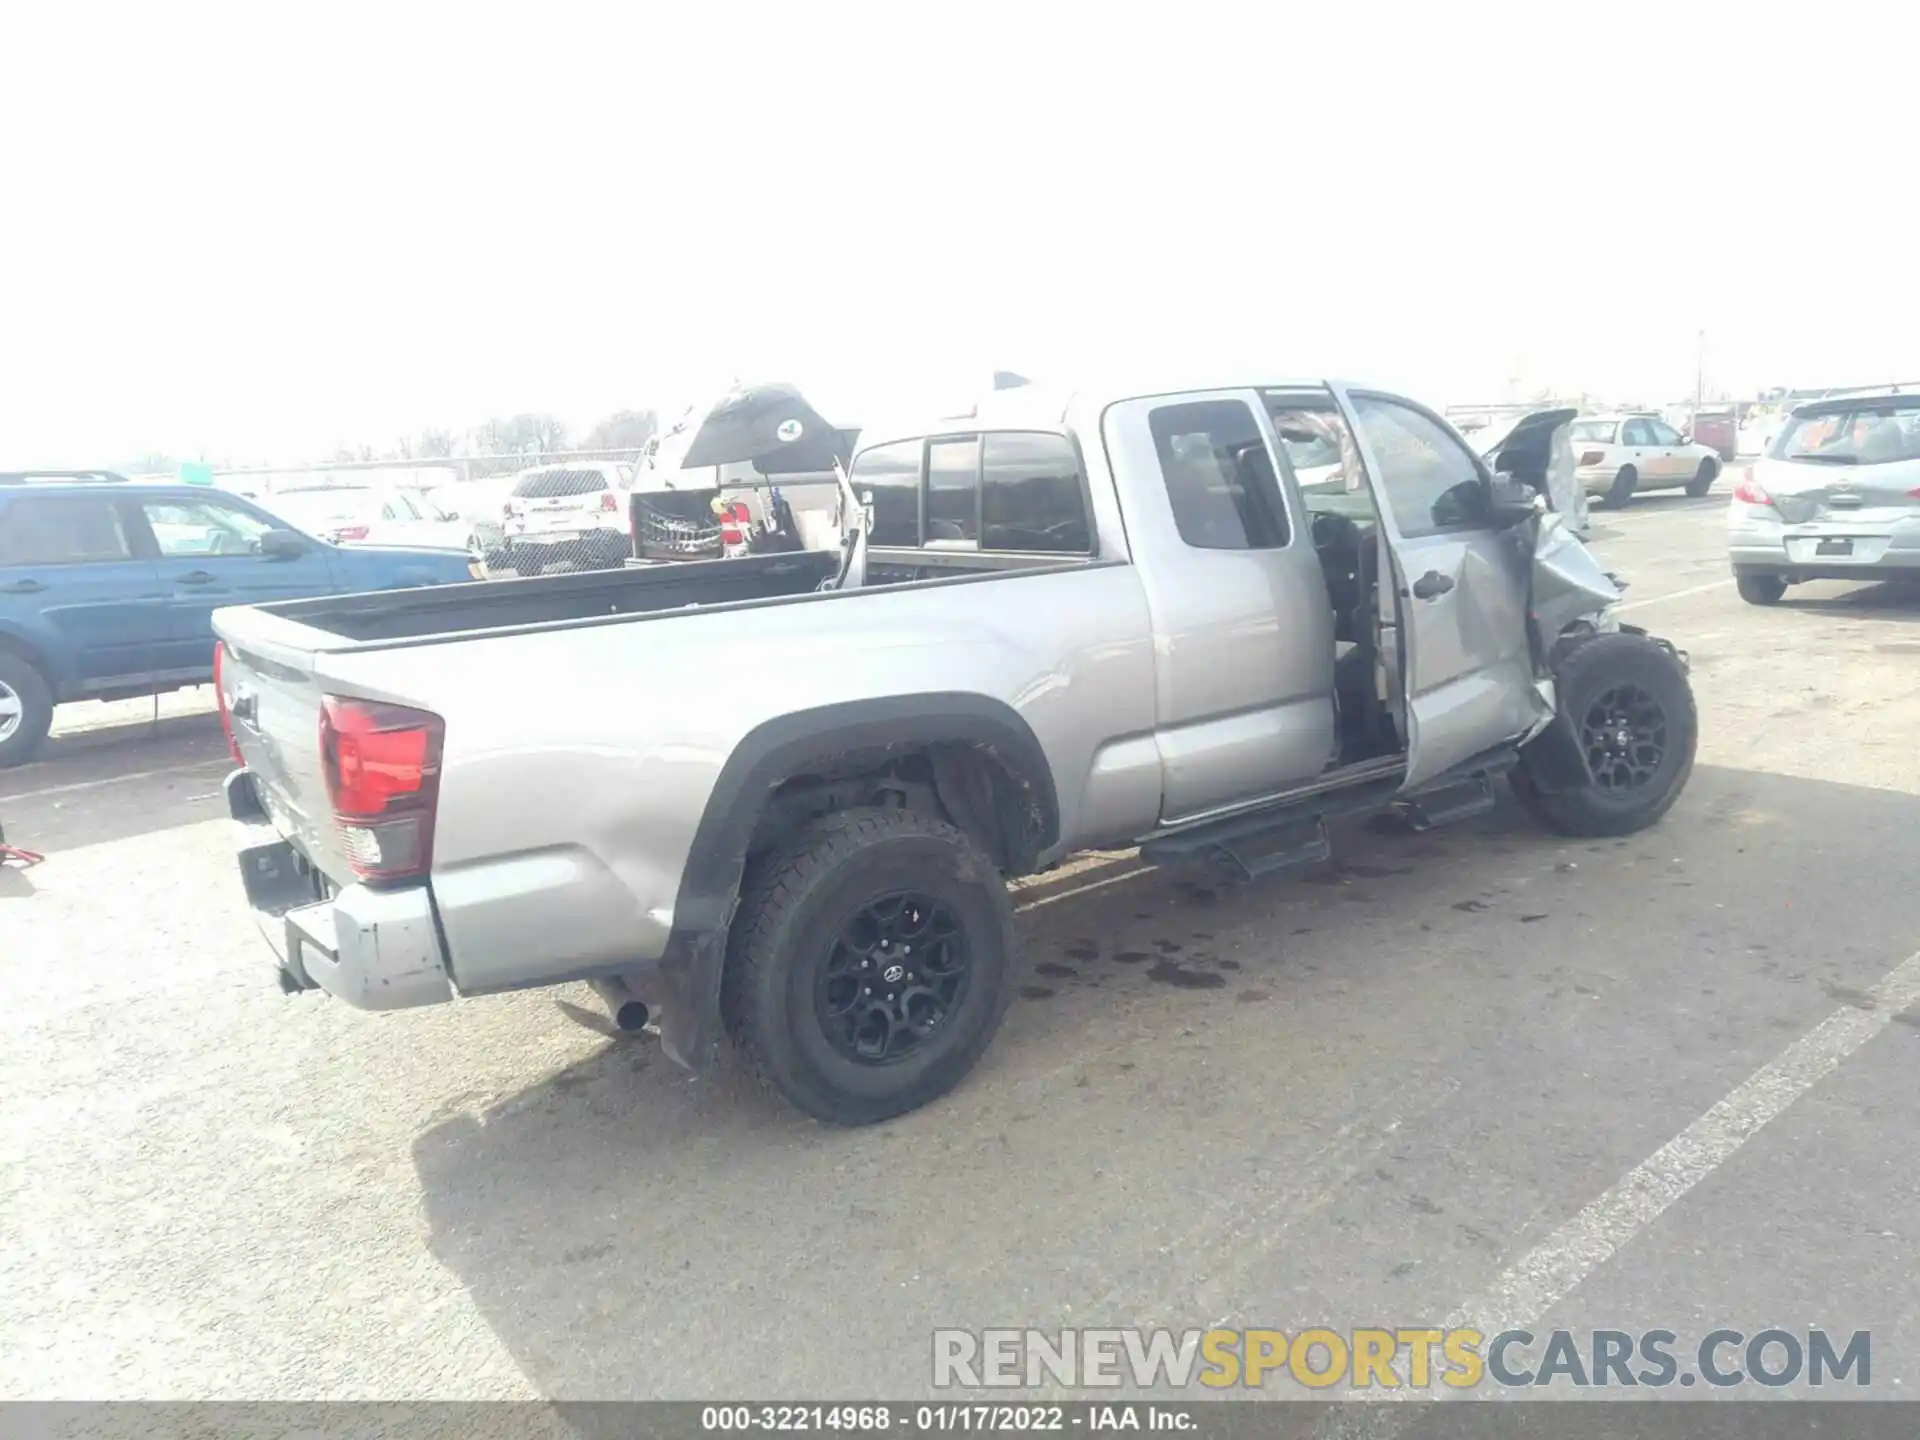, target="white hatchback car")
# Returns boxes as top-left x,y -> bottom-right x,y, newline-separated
1569,414 -> 1724,507
500,463 -> 634,574
1728,393 -> 1920,604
